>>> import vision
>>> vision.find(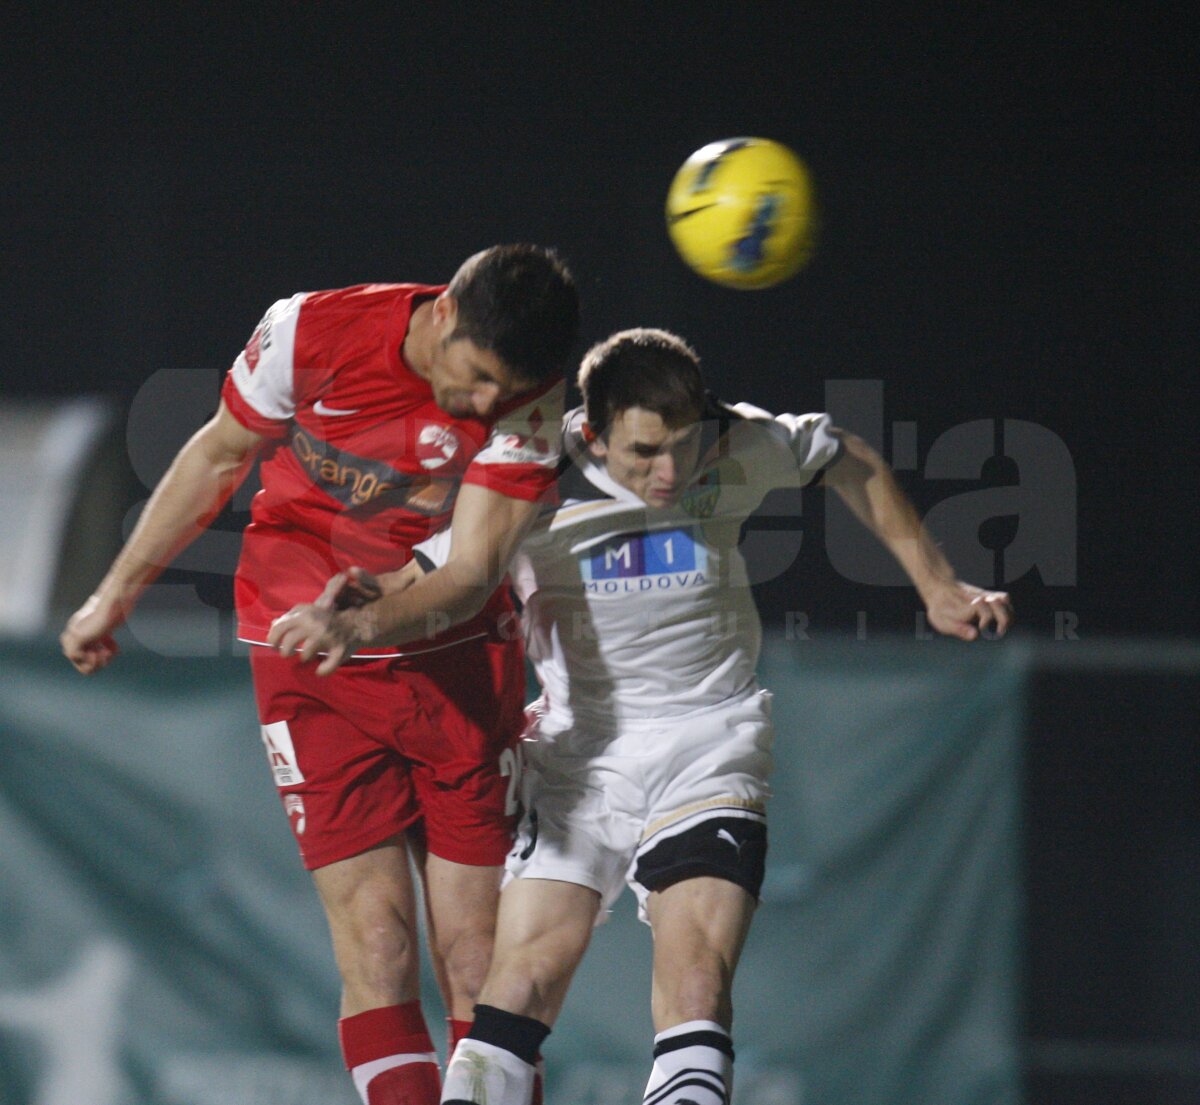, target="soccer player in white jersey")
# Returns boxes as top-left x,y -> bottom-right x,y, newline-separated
275,327 -> 1012,1105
